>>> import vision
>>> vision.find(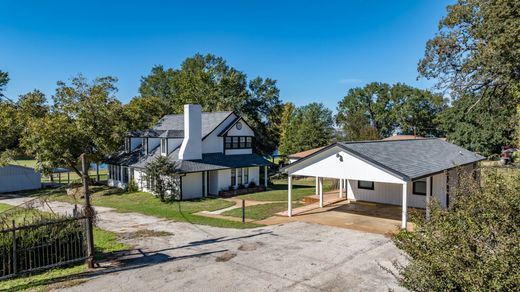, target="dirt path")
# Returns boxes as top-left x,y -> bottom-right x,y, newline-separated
0,195 -> 407,292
